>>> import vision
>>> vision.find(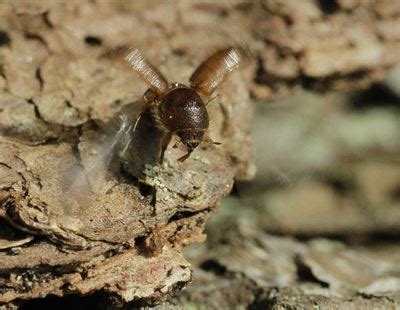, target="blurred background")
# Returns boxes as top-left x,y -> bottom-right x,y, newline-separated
235,68 -> 400,238
177,68 -> 400,308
